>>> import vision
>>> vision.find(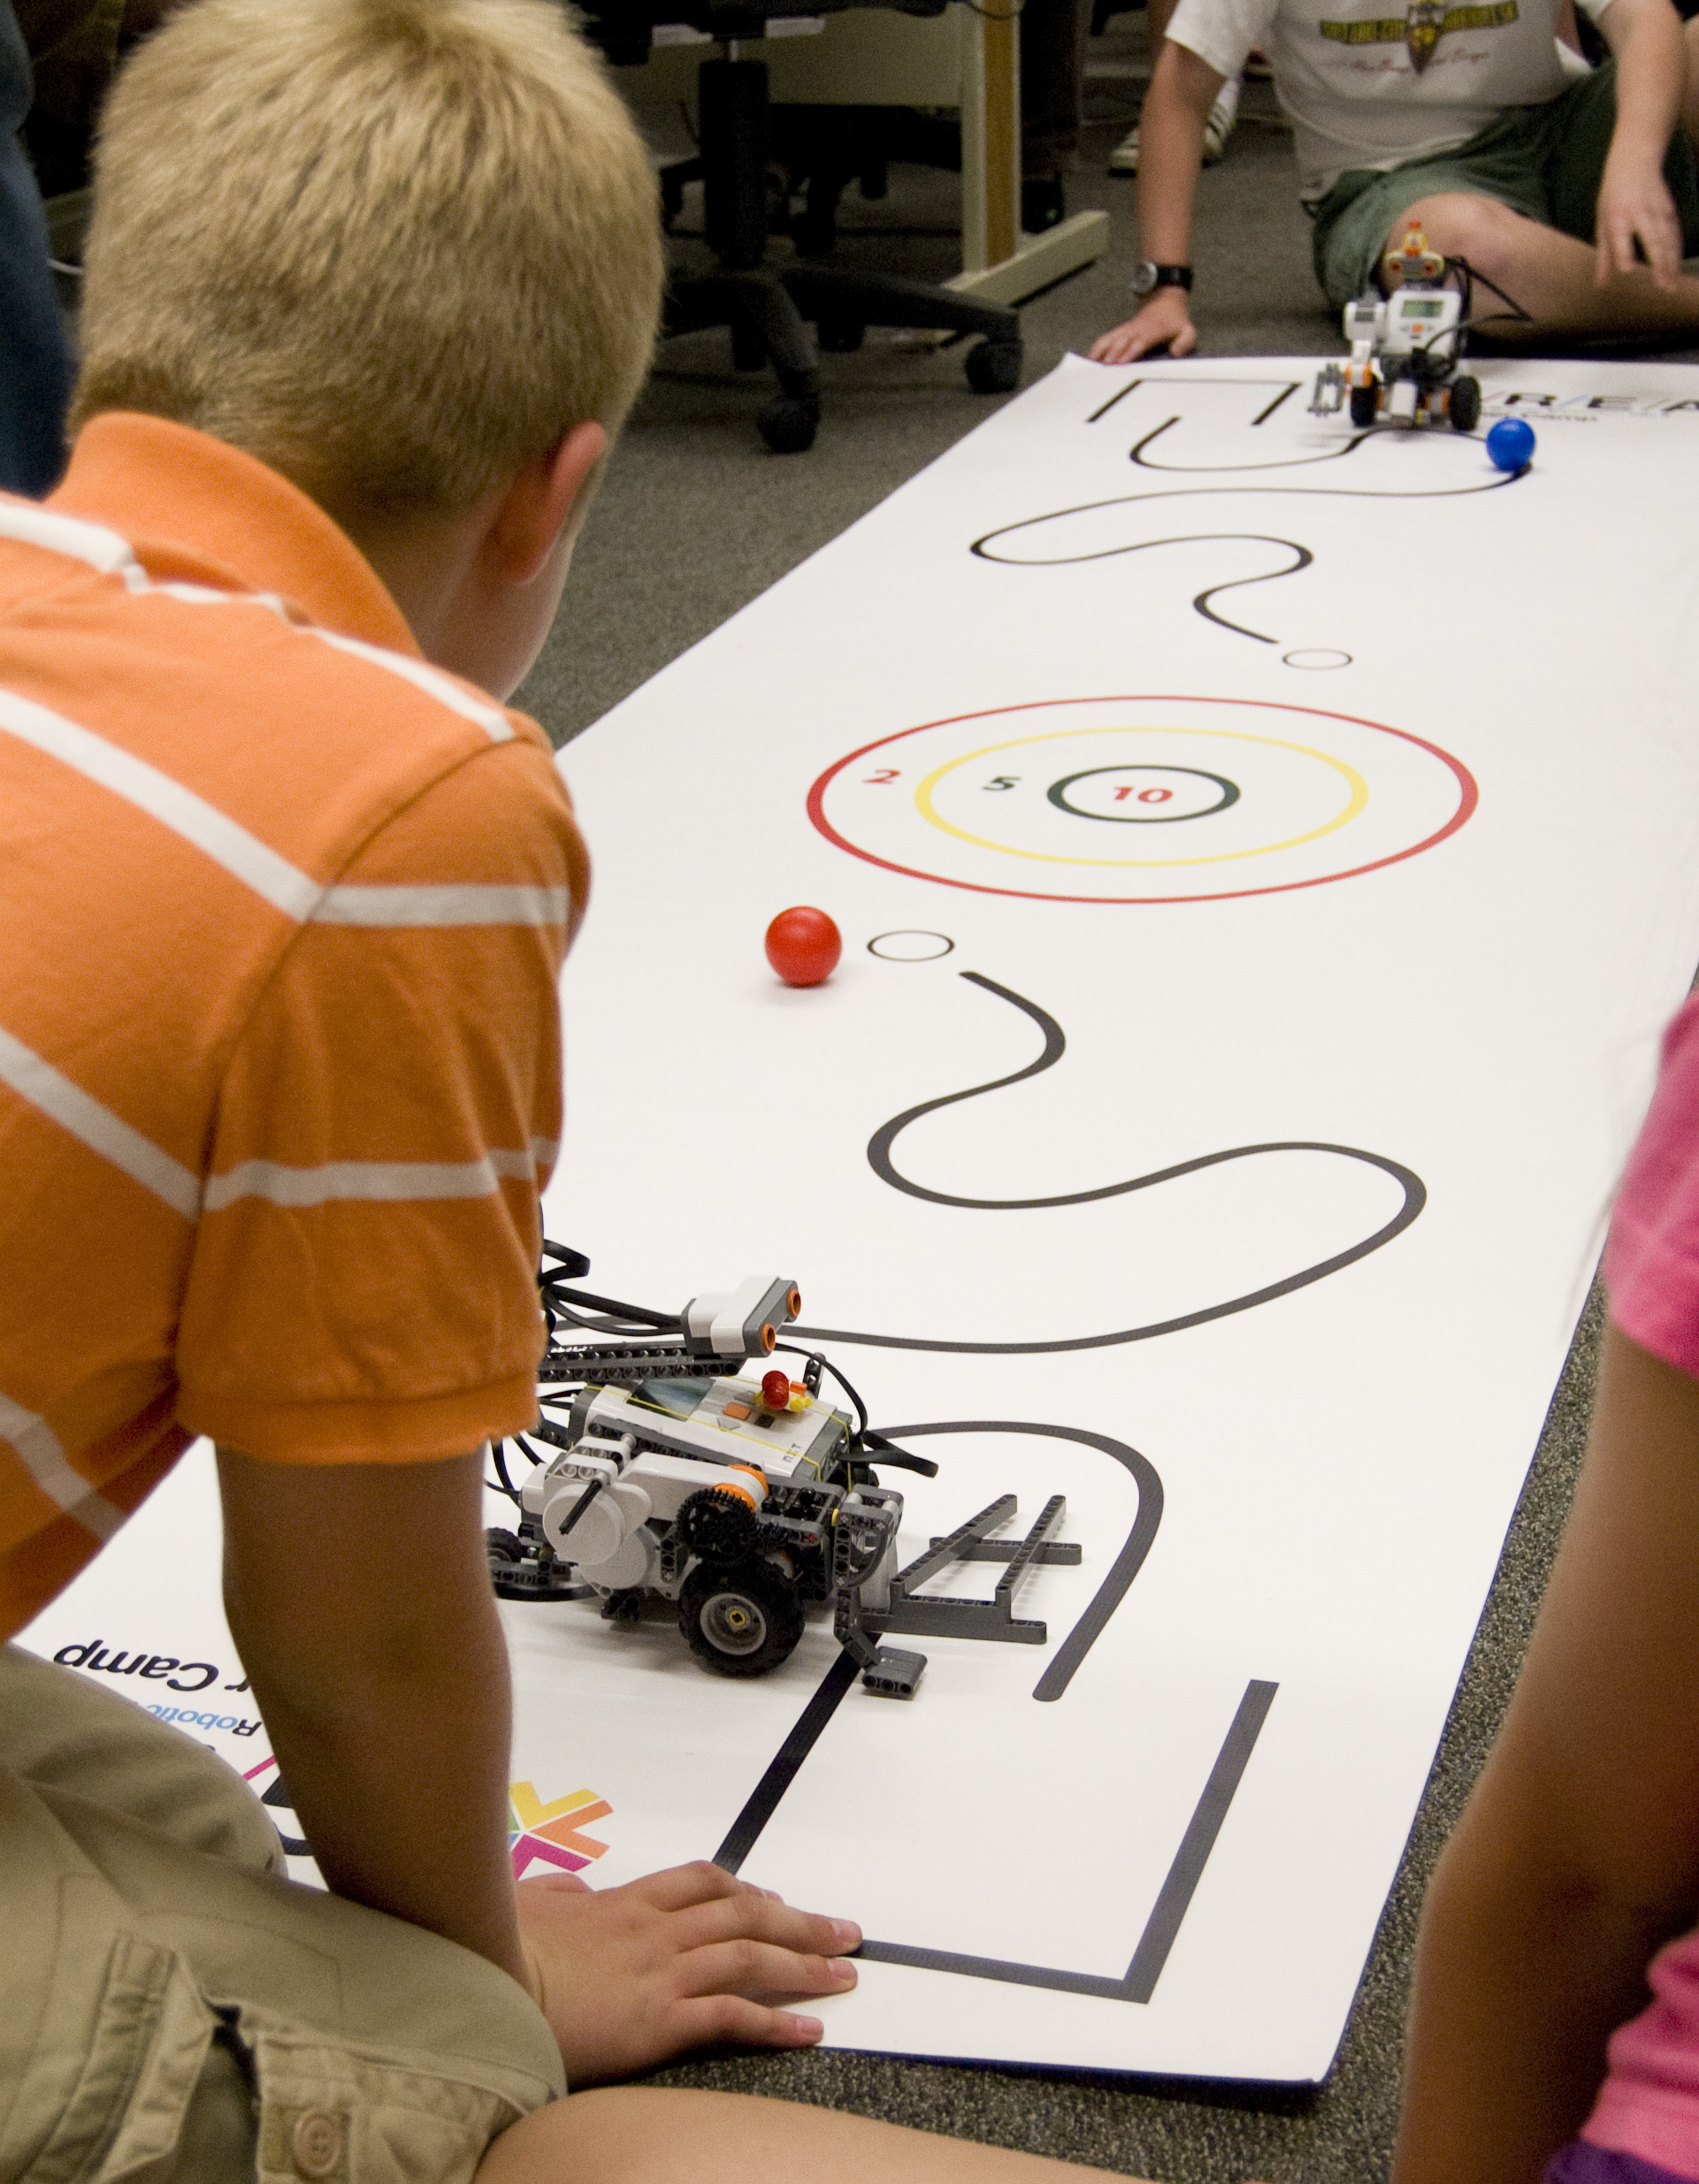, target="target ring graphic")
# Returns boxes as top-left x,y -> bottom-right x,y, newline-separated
1046,765 -> 1242,824
807,695 -> 1476,905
